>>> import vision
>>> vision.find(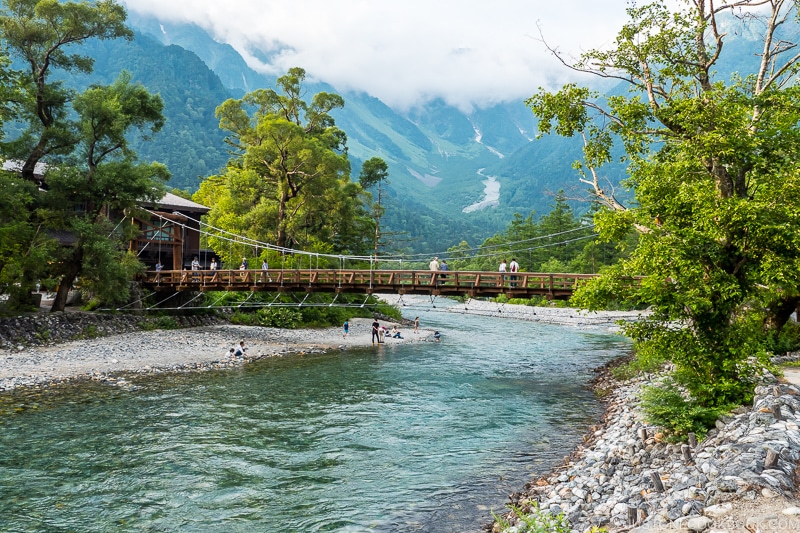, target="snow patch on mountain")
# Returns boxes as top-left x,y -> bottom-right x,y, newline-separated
462,169 -> 500,213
